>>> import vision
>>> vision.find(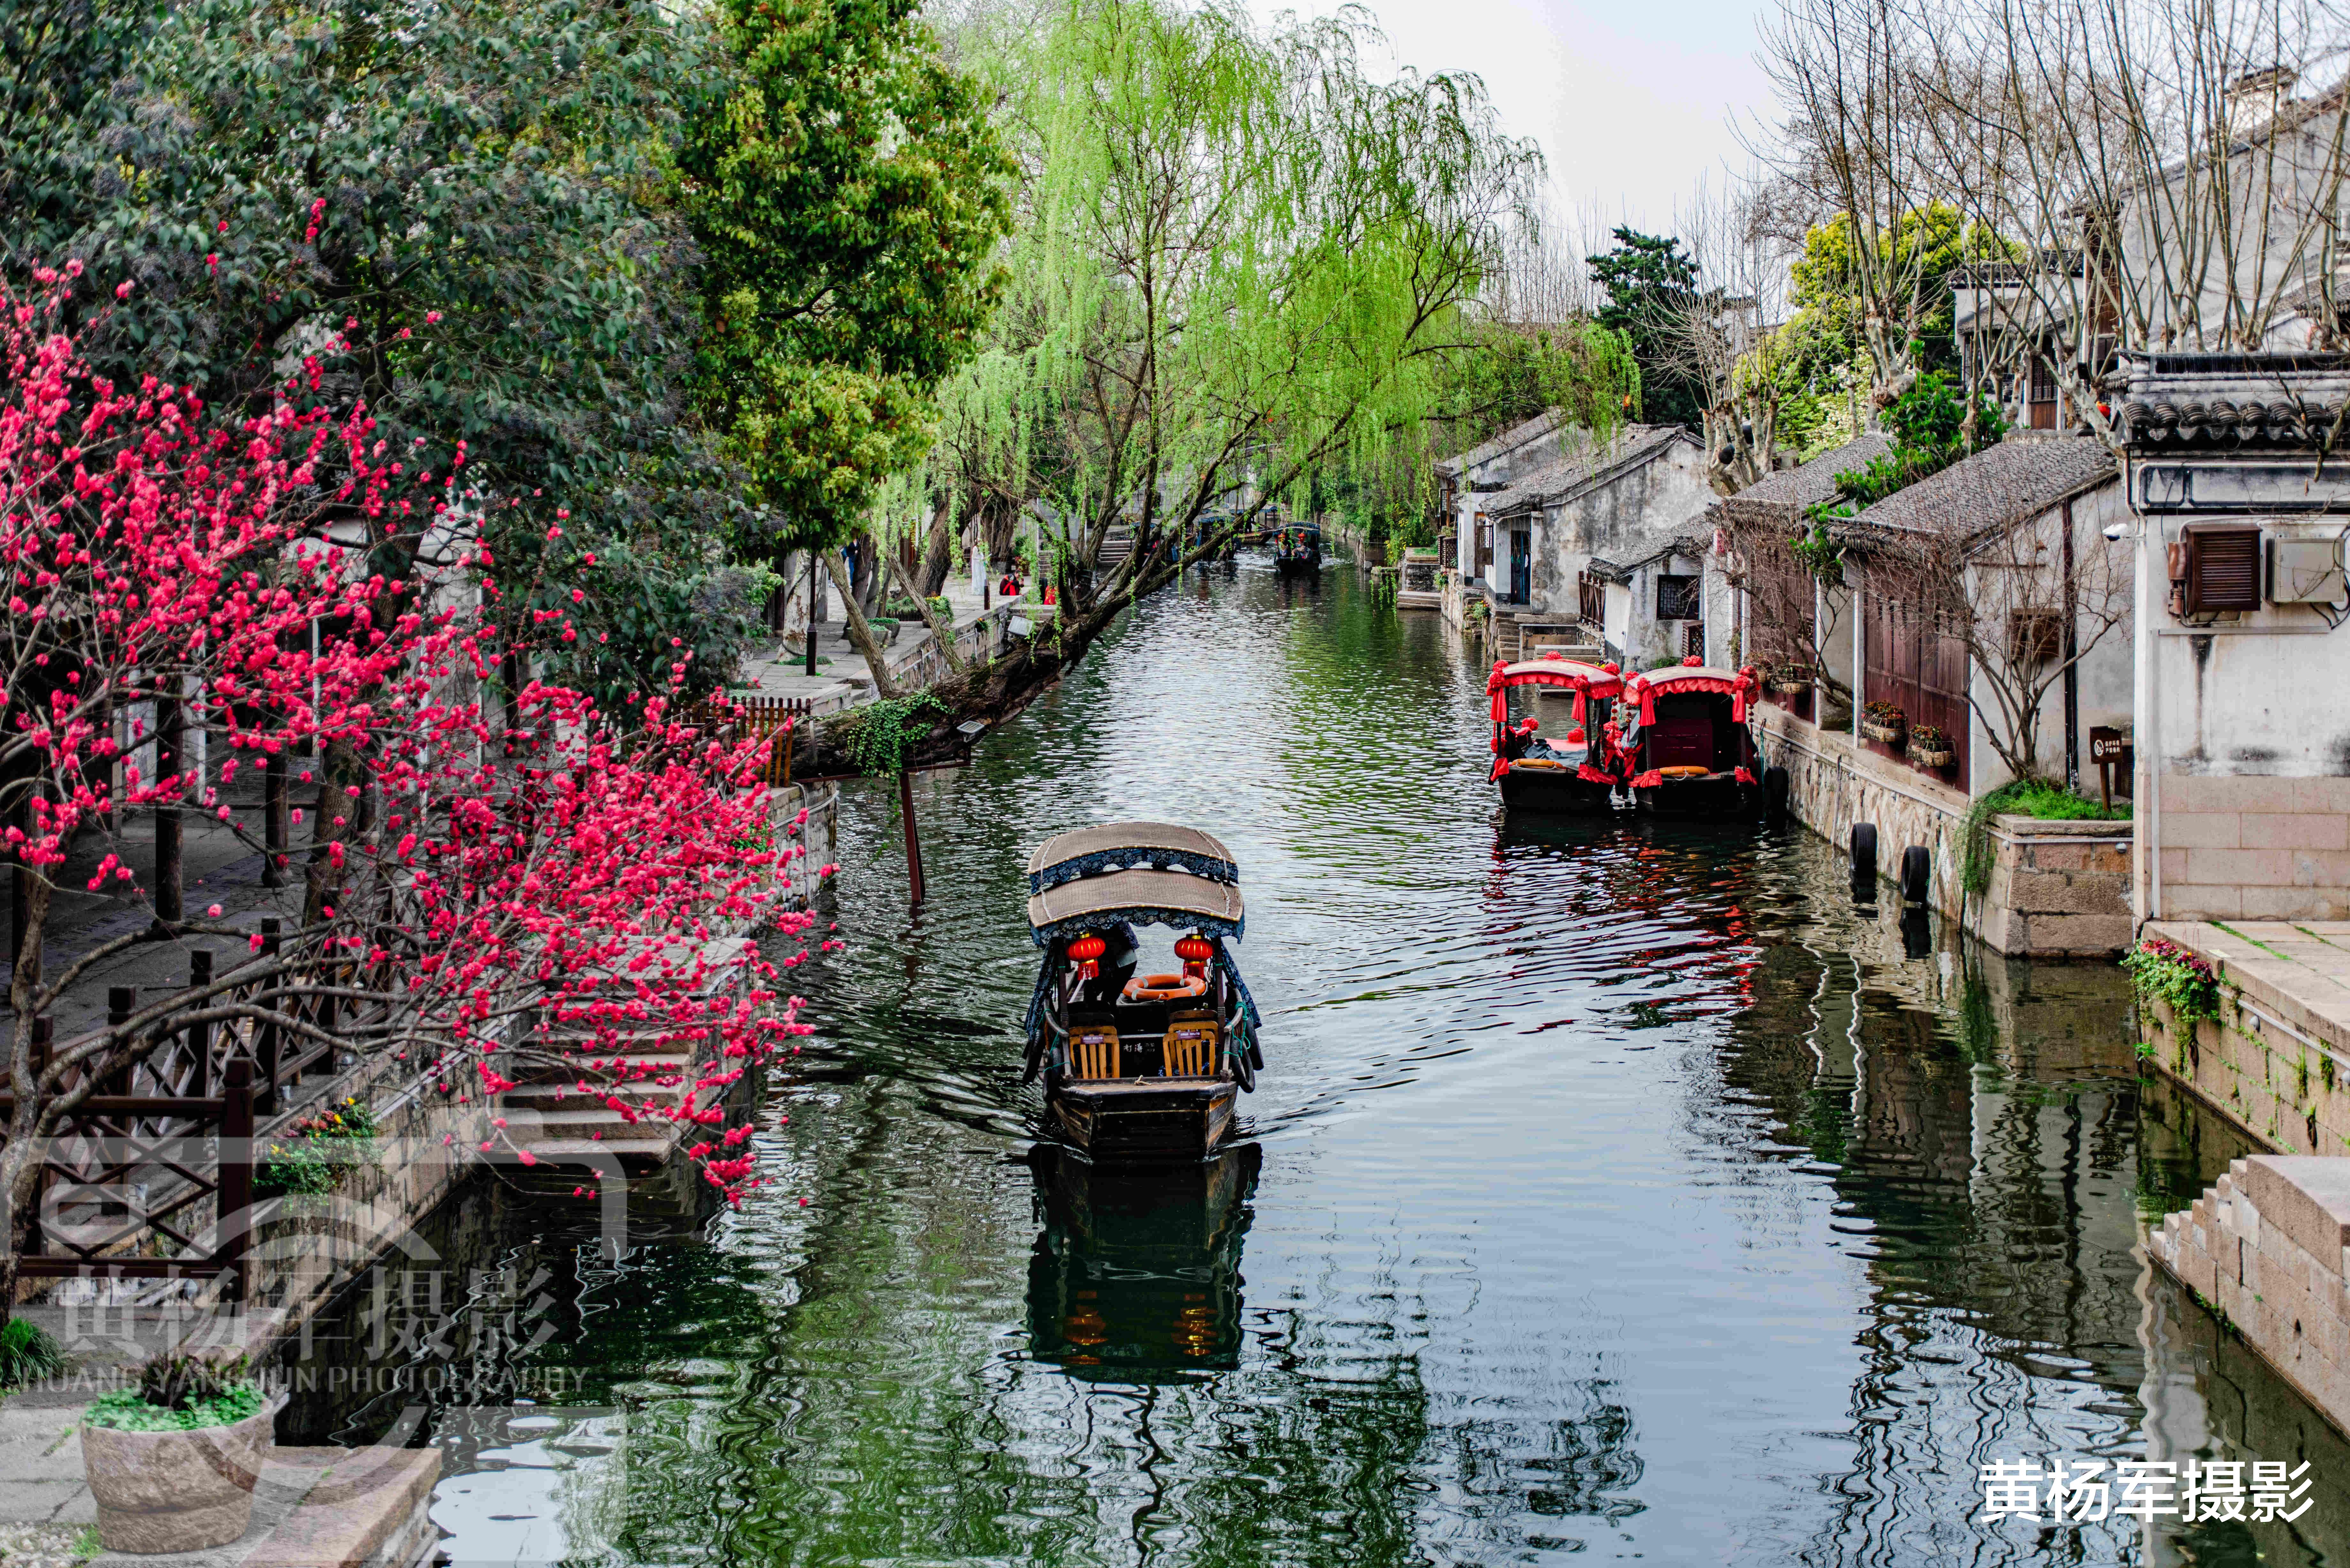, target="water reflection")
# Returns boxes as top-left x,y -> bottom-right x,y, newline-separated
1025,1143 -> 1259,1378
265,557 -> 2350,1564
